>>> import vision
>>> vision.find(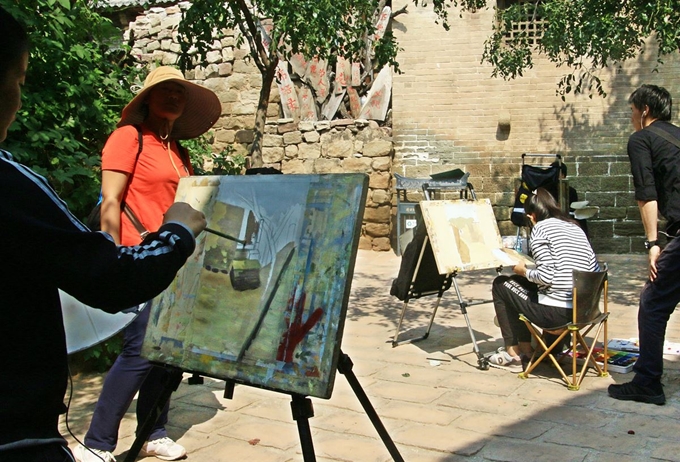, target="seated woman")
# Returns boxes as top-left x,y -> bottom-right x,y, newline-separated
488,188 -> 599,370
